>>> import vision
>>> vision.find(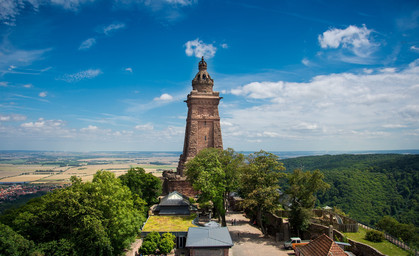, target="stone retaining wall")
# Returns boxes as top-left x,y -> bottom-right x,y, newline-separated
309,223 -> 386,256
